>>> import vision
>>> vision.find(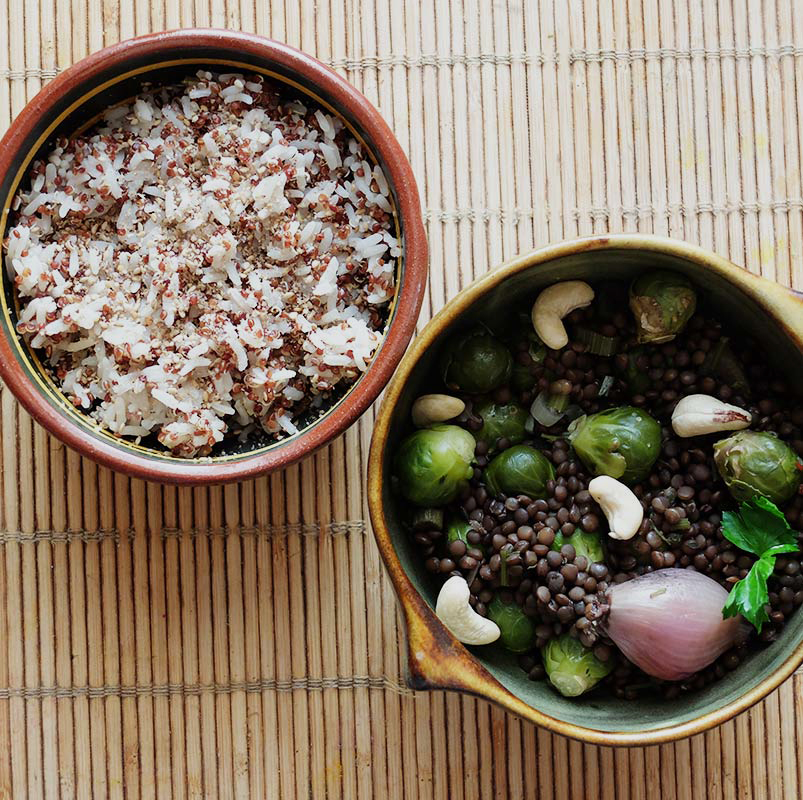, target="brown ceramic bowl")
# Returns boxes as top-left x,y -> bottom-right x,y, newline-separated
0,29 -> 427,484
368,235 -> 803,745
